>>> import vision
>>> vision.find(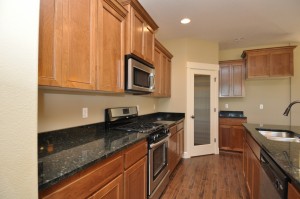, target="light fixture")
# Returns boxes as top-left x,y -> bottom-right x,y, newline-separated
181,18 -> 191,24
